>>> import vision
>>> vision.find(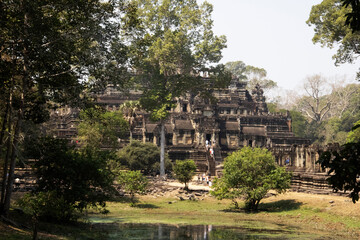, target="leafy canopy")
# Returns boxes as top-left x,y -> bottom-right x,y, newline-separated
117,170 -> 148,204
31,137 -> 115,222
127,0 -> 230,121
116,140 -> 172,174
173,159 -> 197,190
211,147 -> 291,210
307,0 -> 360,79
78,107 -> 128,149
318,121 -> 360,203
